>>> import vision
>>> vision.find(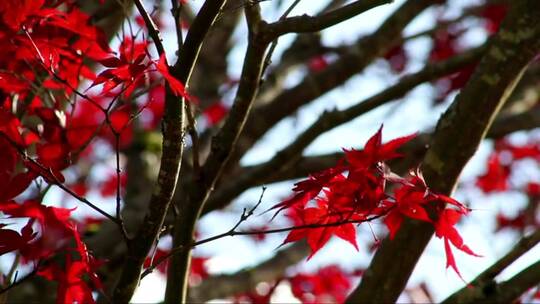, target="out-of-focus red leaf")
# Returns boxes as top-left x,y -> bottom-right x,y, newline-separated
384,44 -> 408,73
476,153 -> 510,193
289,265 -> 353,304
203,101 -> 228,126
